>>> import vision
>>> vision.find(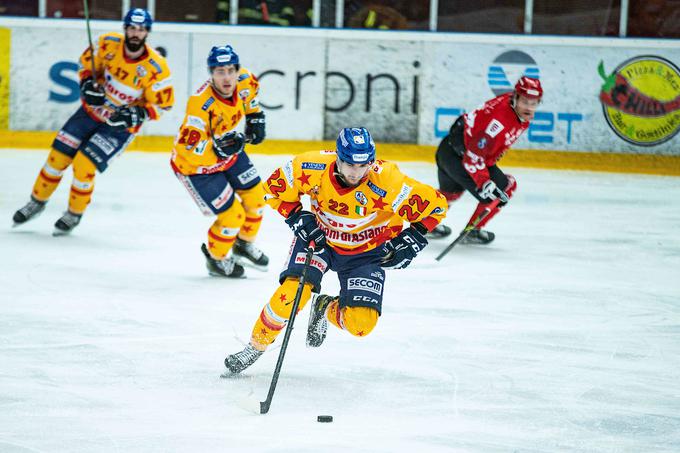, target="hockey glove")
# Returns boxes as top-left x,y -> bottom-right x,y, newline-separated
285,208 -> 326,250
80,78 -> 106,106
381,226 -> 428,270
106,105 -> 148,130
213,131 -> 246,159
477,180 -> 509,203
245,112 -> 266,145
